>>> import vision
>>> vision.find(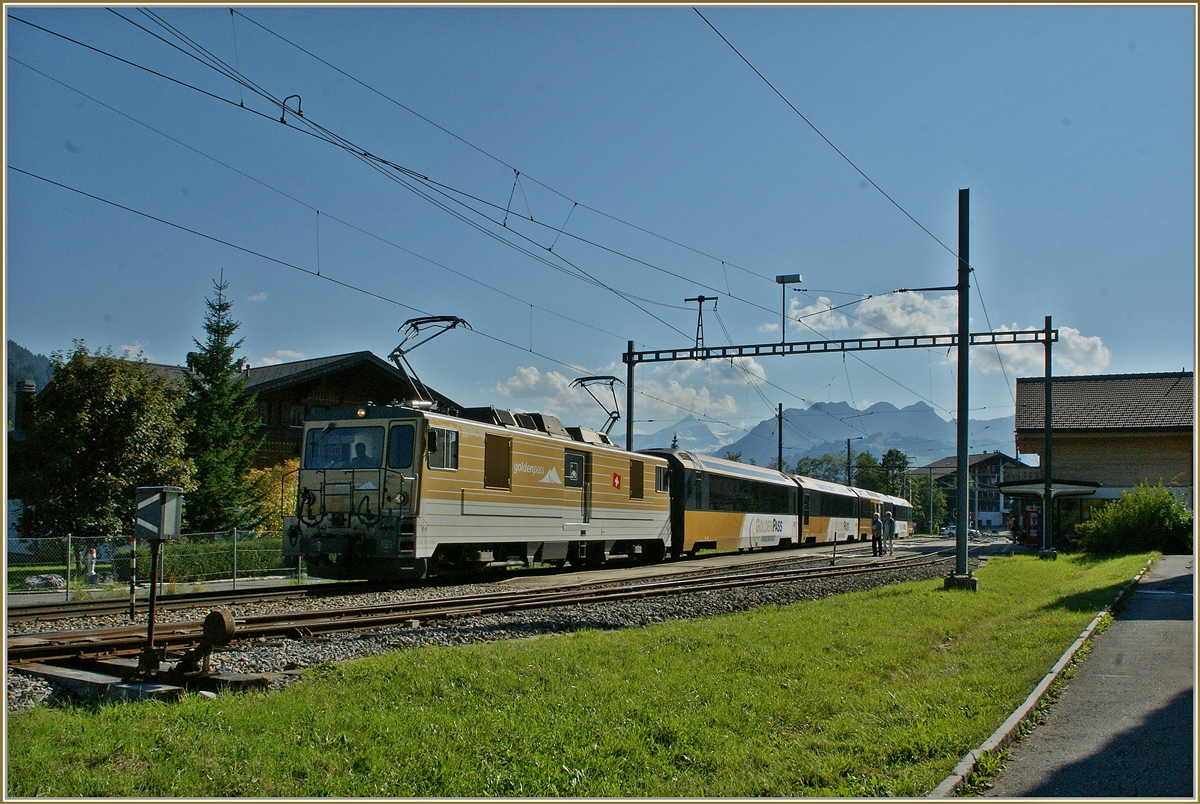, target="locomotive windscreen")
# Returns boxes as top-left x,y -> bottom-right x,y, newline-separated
304,425 -> 384,469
